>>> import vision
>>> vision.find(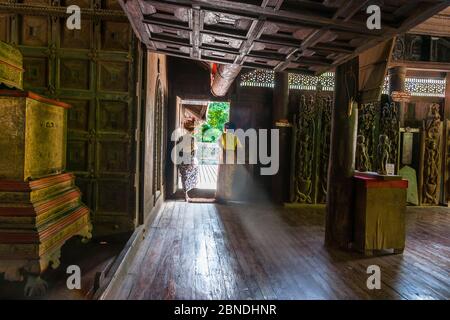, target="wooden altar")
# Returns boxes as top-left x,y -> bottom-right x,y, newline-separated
353,174 -> 408,255
0,90 -> 91,292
